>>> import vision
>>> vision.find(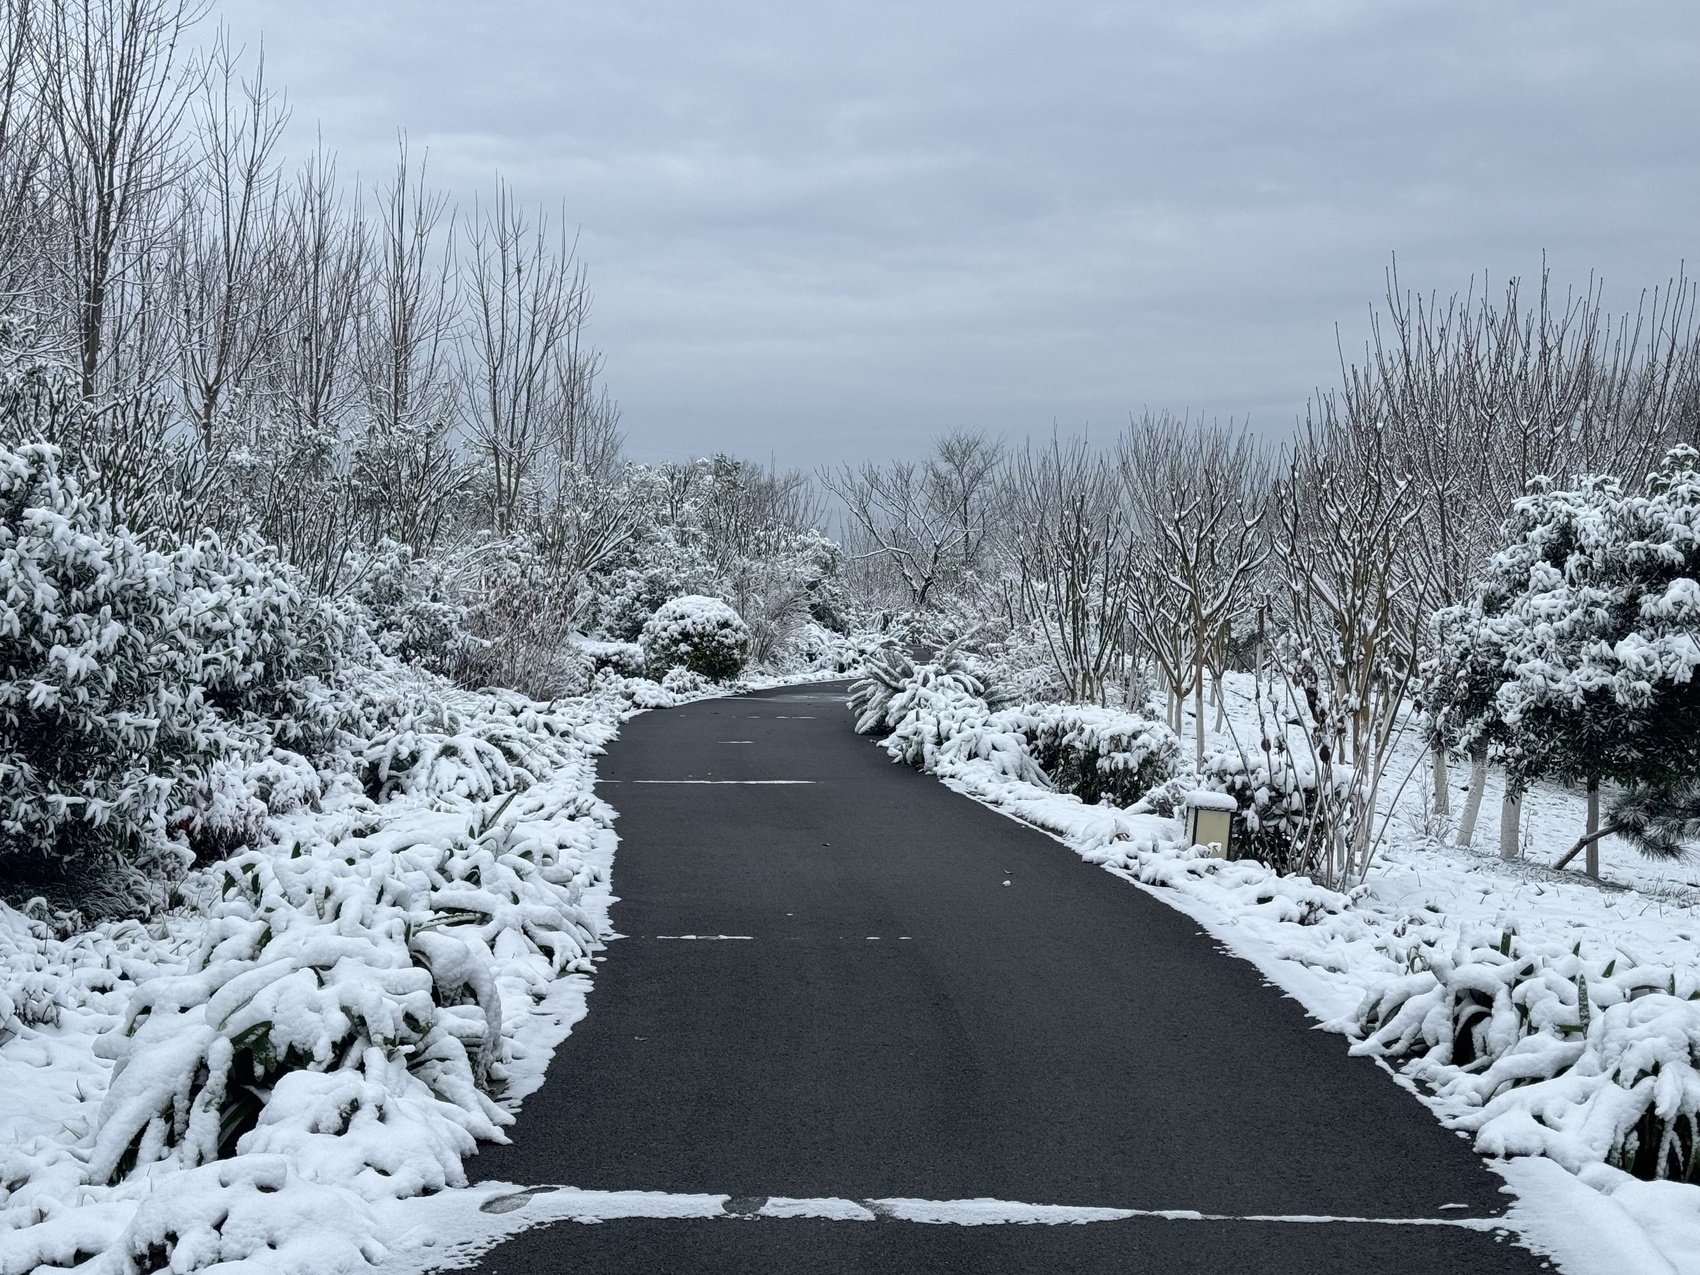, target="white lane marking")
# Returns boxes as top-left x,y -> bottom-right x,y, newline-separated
656,935 -> 753,940
476,1187 -> 1507,1230
774,715 -> 817,719
631,779 -> 815,785
719,740 -> 755,744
